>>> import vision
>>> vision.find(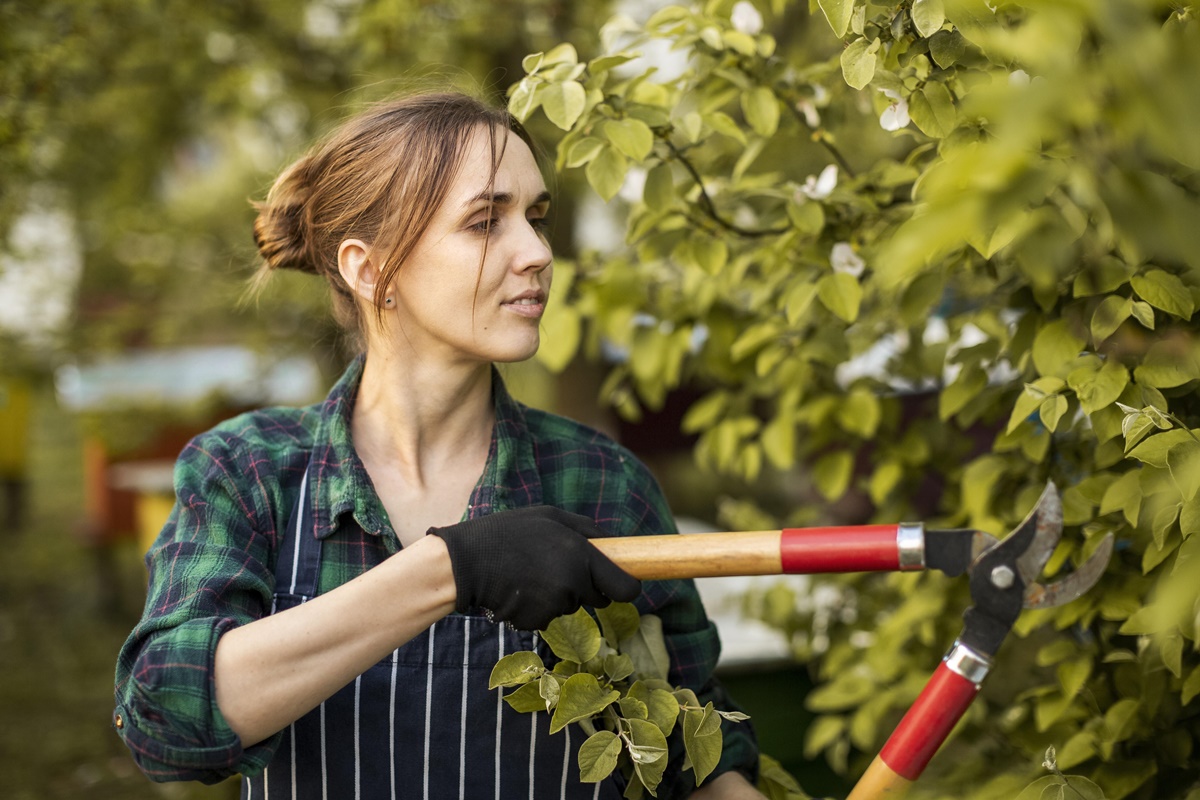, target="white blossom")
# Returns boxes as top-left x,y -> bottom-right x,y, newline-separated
730,1 -> 764,35
1009,69 -> 1031,86
831,242 -> 865,277
879,88 -> 910,131
799,164 -> 838,200
795,98 -> 820,128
